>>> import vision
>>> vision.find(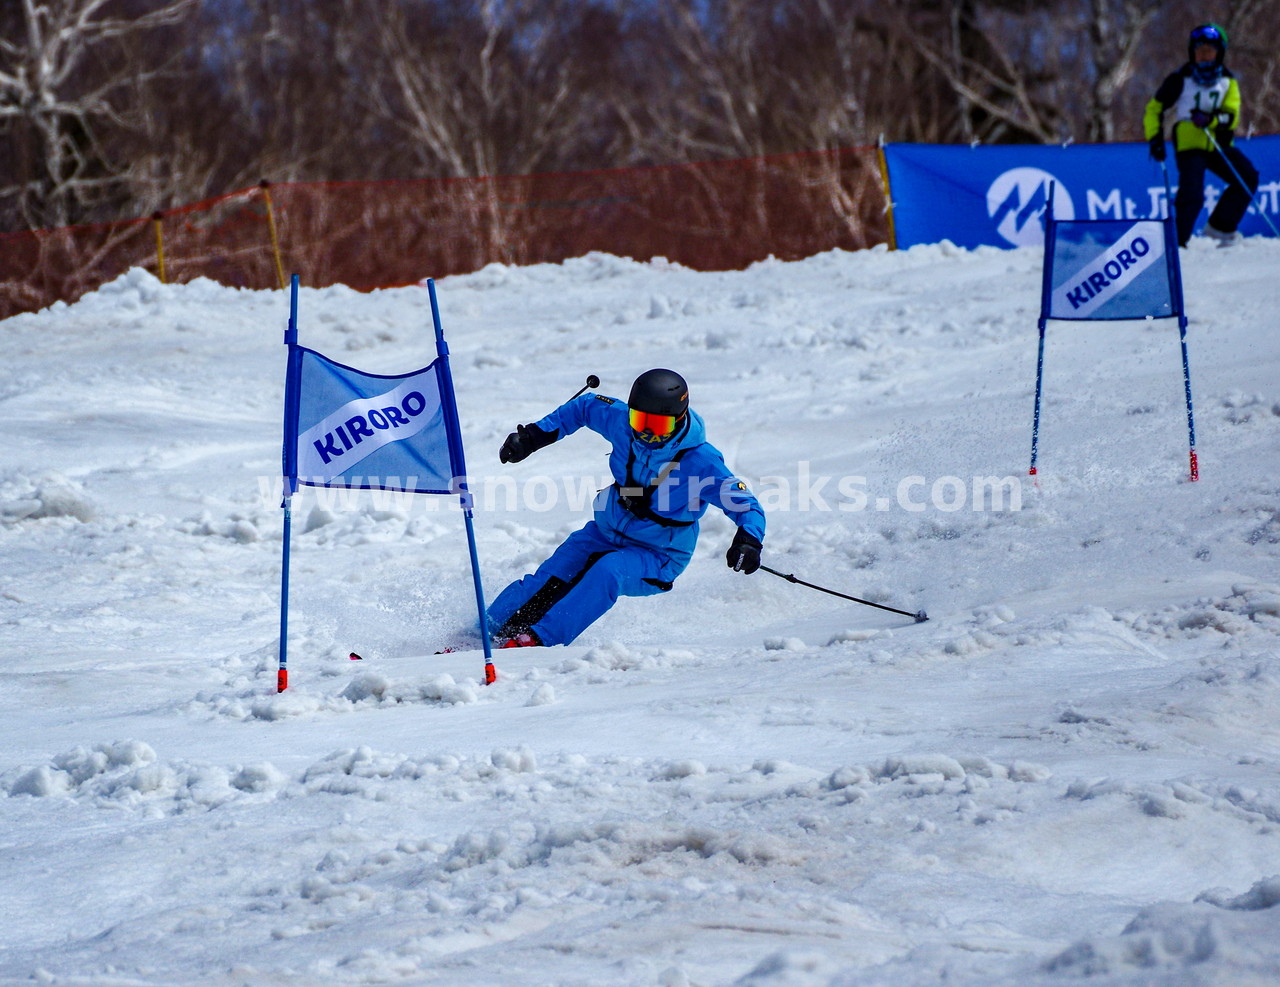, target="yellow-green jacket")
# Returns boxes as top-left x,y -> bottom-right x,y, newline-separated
1144,64 -> 1241,153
